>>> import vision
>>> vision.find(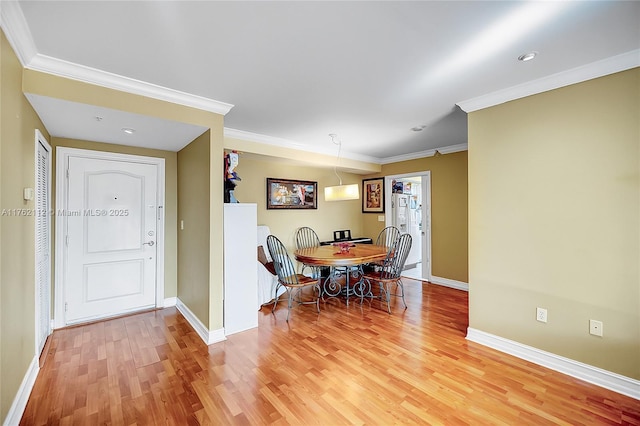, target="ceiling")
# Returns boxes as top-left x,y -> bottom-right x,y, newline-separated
3,1 -> 640,163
